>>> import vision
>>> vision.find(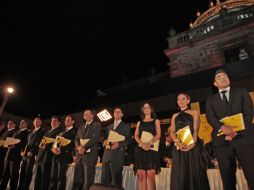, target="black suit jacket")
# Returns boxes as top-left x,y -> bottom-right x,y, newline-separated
0,128 -> 7,139
0,129 -> 18,161
26,128 -> 46,157
0,129 -> 18,149
159,141 -> 173,167
53,127 -> 78,163
102,121 -> 131,163
75,120 -> 101,164
0,129 -> 17,140
36,127 -> 63,163
5,129 -> 29,162
206,88 -> 254,147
